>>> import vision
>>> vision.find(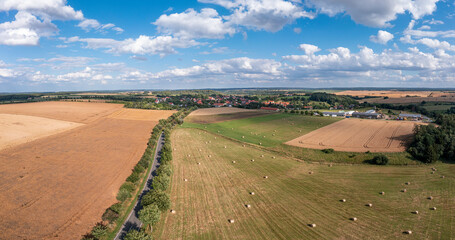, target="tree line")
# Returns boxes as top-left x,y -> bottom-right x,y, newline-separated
82,108 -> 193,240
408,114 -> 455,163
